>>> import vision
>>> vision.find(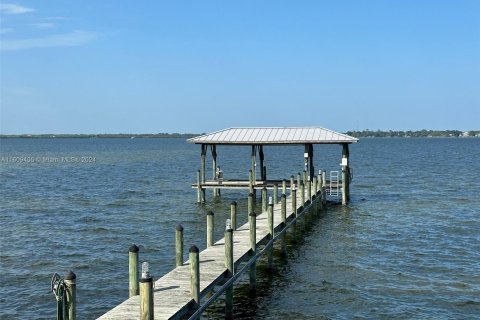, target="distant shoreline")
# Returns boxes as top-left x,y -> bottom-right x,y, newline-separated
0,130 -> 479,139
346,129 -> 480,138
0,133 -> 200,139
